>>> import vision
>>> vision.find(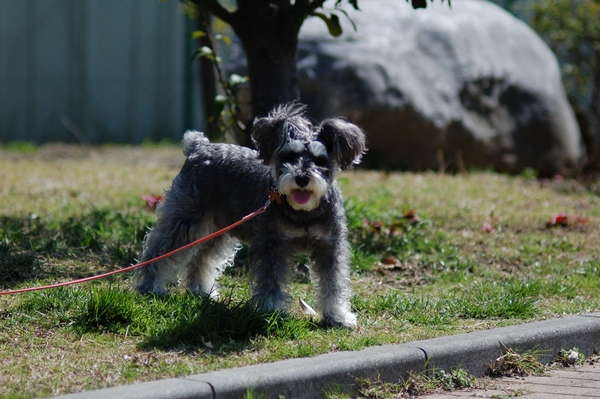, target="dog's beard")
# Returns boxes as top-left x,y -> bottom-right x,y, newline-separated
277,170 -> 328,211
